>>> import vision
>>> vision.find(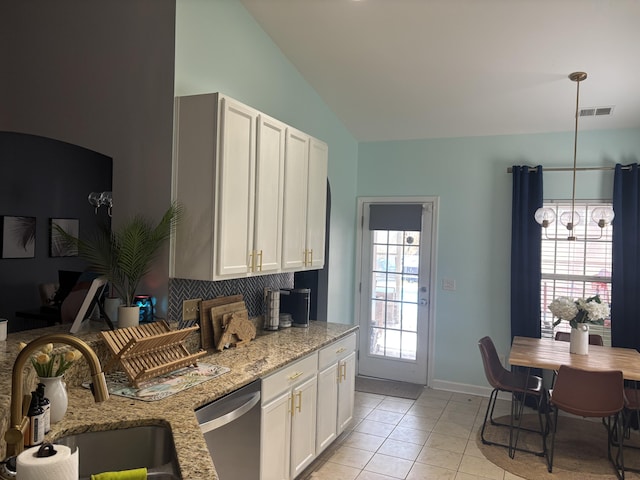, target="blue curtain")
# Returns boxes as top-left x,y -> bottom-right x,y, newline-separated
511,166 -> 543,340
611,163 -> 640,350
